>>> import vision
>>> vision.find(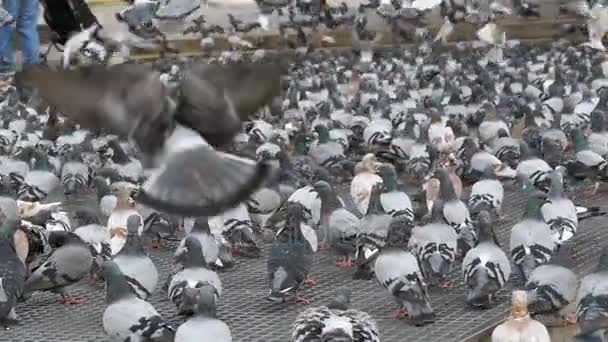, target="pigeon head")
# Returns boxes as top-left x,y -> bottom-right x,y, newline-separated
476,210 -> 497,244
126,215 -> 142,235
184,284 -> 218,318
327,288 -> 352,311
590,111 -> 605,132
377,163 -> 398,192
192,216 -> 211,234
313,125 -> 330,143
